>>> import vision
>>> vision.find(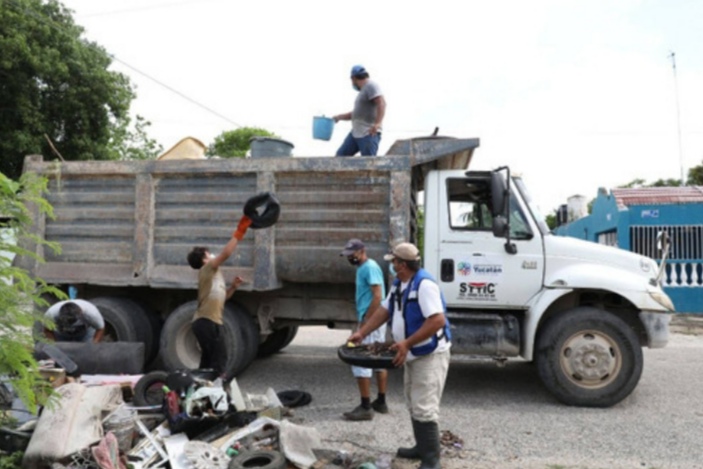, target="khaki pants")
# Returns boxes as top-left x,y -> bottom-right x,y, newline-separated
403,349 -> 450,422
